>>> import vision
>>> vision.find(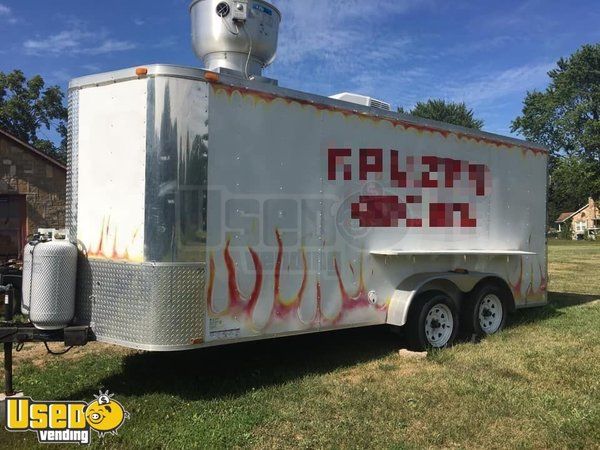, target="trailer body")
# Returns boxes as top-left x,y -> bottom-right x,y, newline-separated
68,65 -> 548,351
